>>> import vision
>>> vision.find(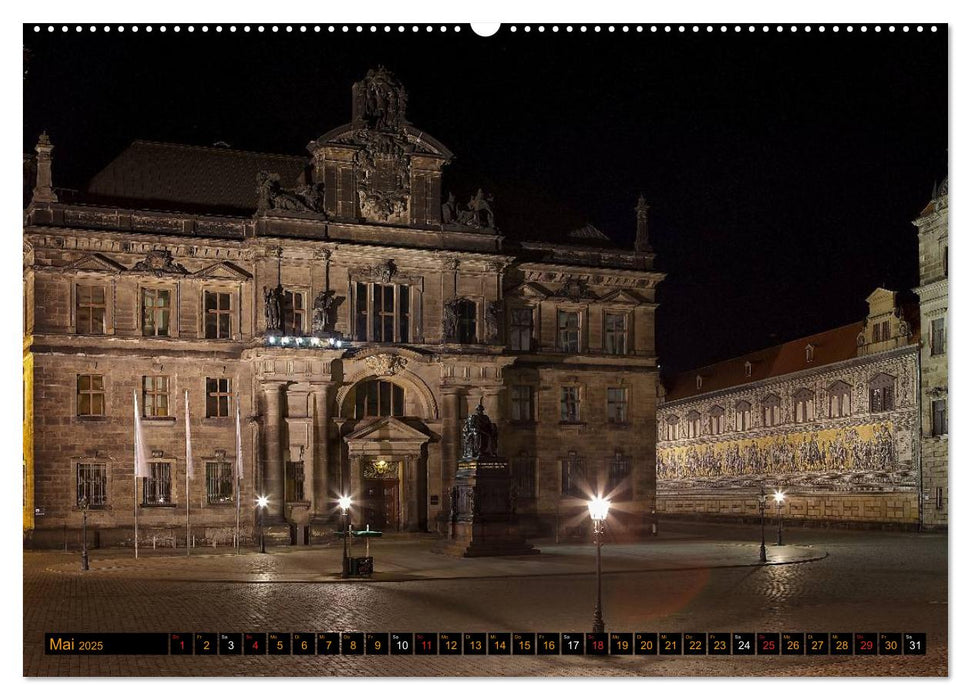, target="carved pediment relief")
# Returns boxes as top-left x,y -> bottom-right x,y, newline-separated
553,278 -> 598,302
131,249 -> 188,276
63,252 -> 126,273
364,353 -> 408,377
